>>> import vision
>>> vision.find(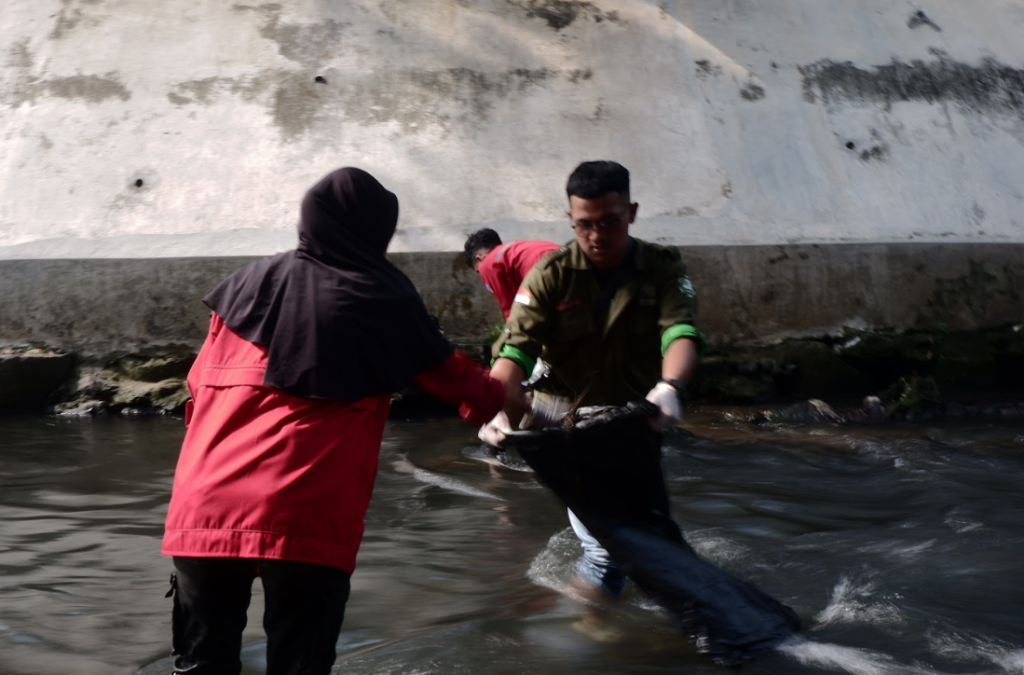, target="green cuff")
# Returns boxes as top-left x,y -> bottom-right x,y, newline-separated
496,344 -> 536,377
661,323 -> 707,358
